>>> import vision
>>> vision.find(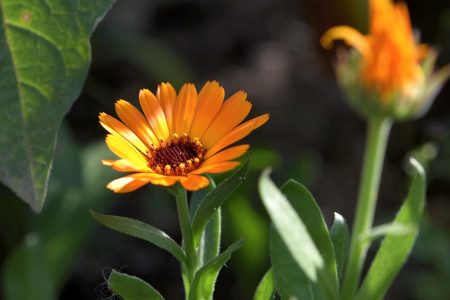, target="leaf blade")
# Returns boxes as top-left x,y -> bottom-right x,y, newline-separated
191,157 -> 250,247
108,269 -> 164,300
259,171 -> 325,288
253,268 -> 275,300
355,158 -> 426,300
189,240 -> 244,300
91,211 -> 186,265
329,212 -> 349,284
